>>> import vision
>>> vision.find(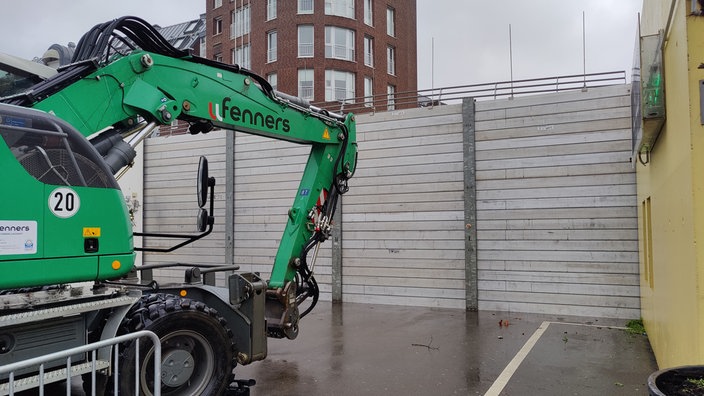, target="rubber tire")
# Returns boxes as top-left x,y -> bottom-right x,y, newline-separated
117,293 -> 235,396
